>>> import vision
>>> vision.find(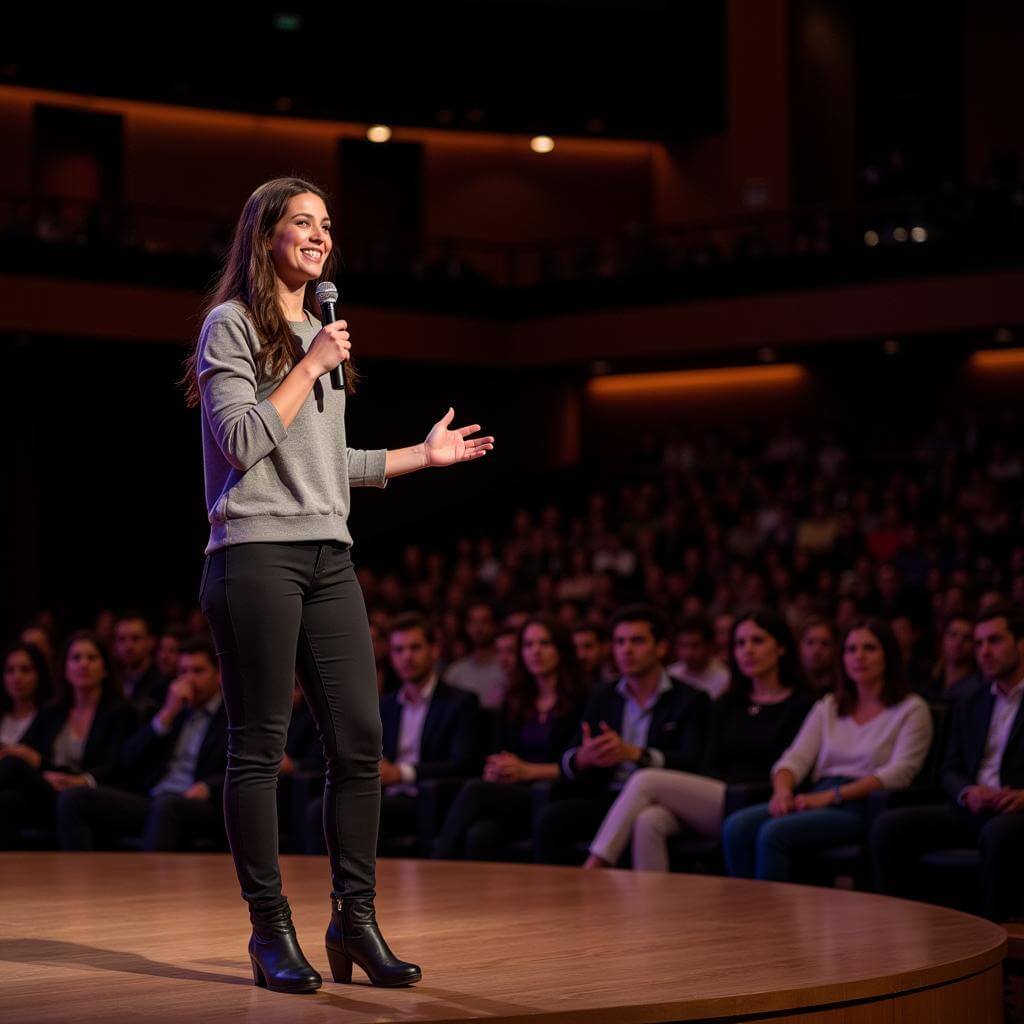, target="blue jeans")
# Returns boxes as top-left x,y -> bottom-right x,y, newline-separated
722,777 -> 866,881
